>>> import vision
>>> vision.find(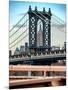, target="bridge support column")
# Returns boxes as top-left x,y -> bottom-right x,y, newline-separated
50,52 -> 52,55
54,52 -> 56,54
46,52 -> 47,55
59,51 -> 61,54
36,53 -> 38,56
41,53 -> 43,55
44,71 -> 46,77
51,80 -> 61,86
64,50 -> 66,54
28,71 -> 31,76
